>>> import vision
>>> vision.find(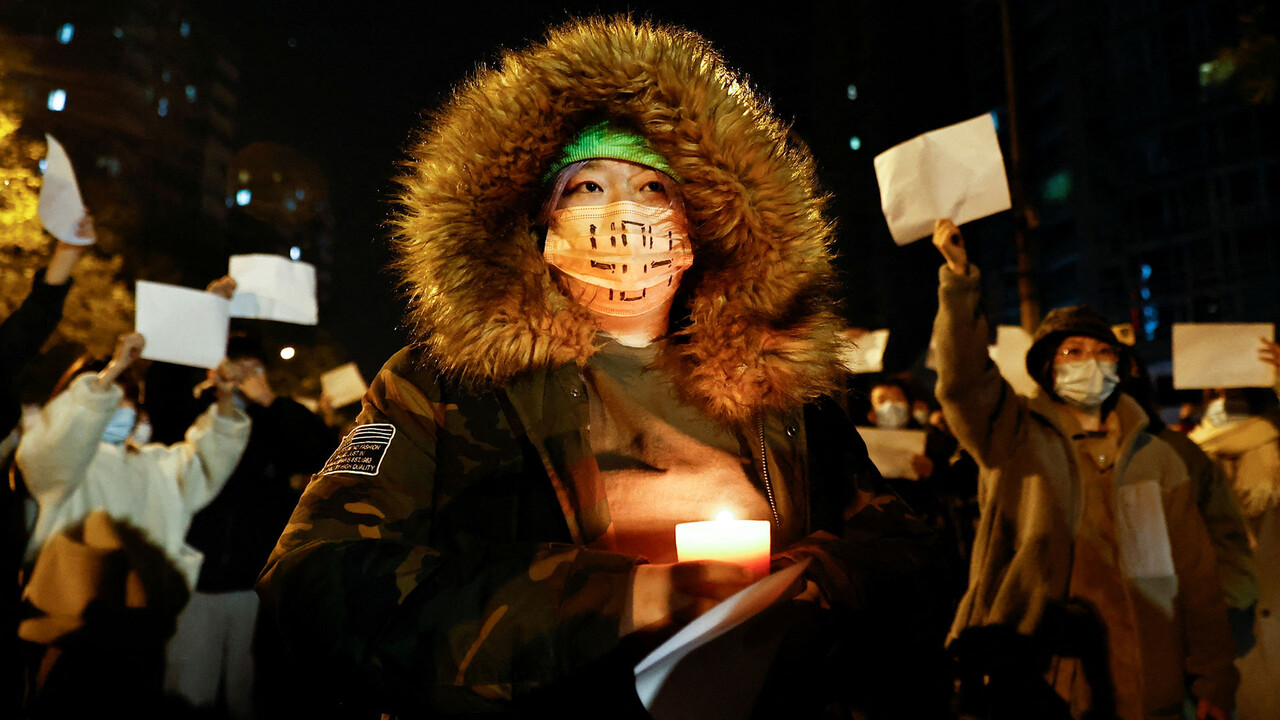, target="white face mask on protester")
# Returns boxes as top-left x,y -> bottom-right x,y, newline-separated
544,201 -> 693,317
1053,359 -> 1119,409
874,401 -> 911,429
